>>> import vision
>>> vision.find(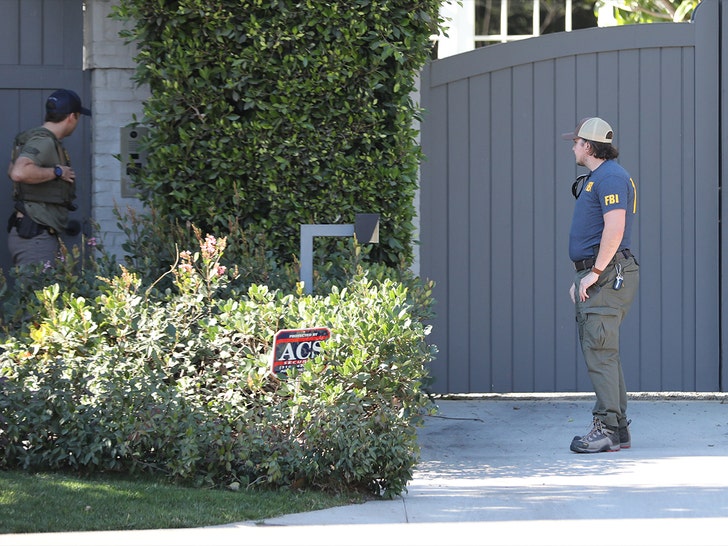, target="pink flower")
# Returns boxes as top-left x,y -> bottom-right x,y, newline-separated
201,235 -> 217,256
